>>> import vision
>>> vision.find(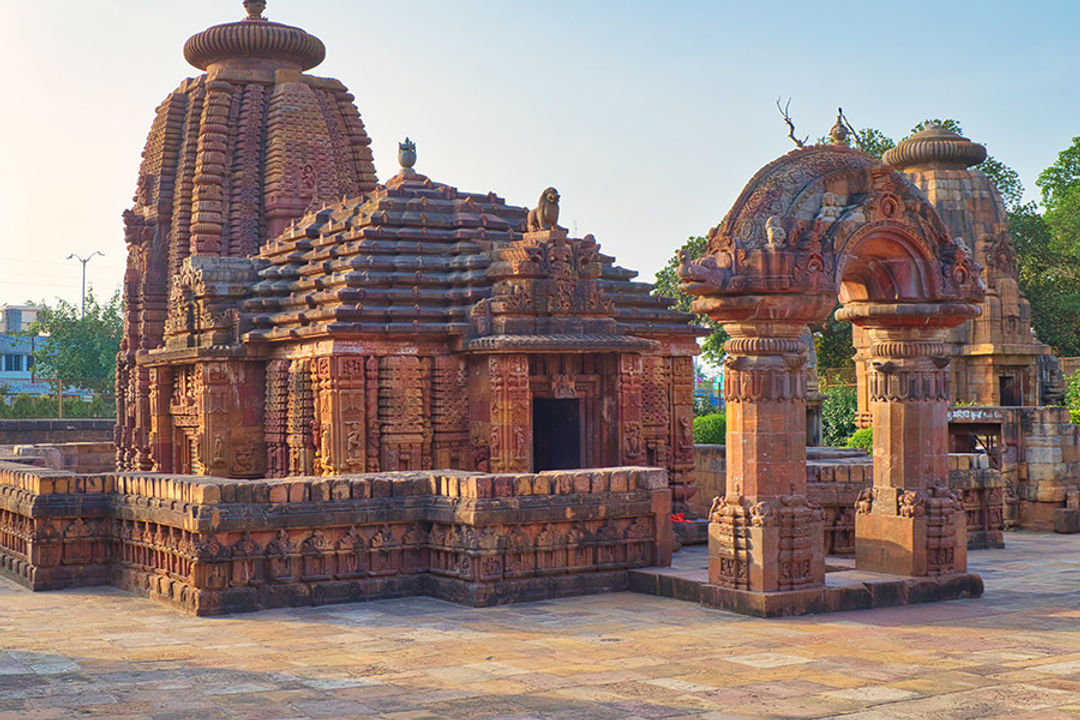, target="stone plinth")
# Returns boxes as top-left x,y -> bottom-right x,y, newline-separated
0,461 -> 672,615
